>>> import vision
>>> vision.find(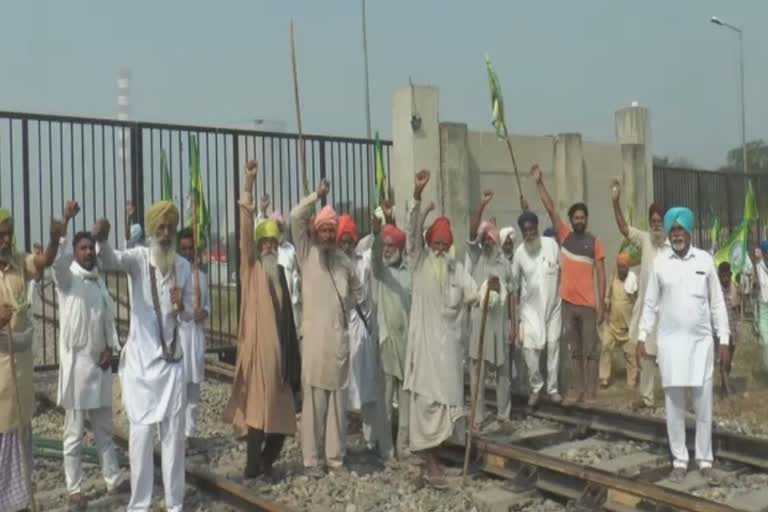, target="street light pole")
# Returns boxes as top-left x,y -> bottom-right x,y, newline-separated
710,16 -> 747,174
362,0 -> 372,140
